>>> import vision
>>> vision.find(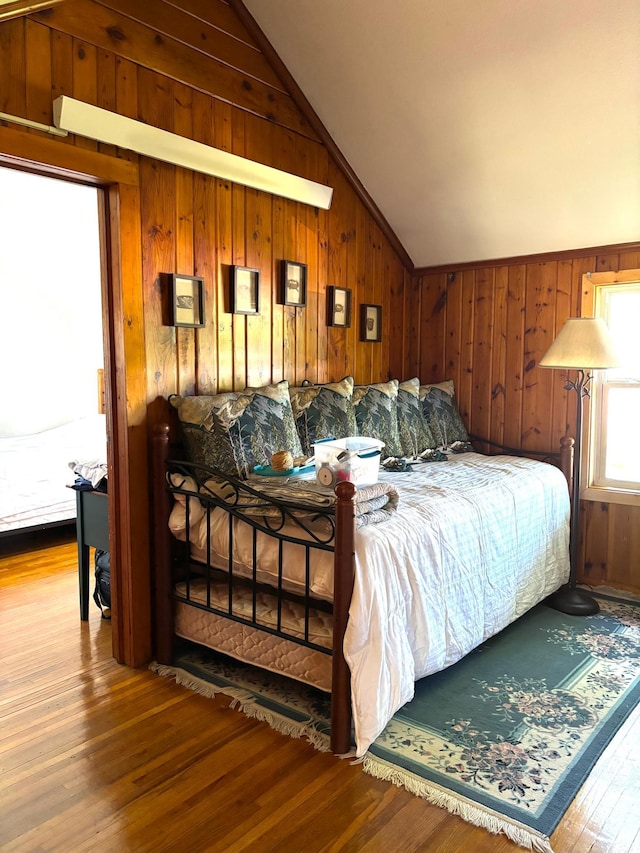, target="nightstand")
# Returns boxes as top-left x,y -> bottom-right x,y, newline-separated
74,489 -> 109,620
